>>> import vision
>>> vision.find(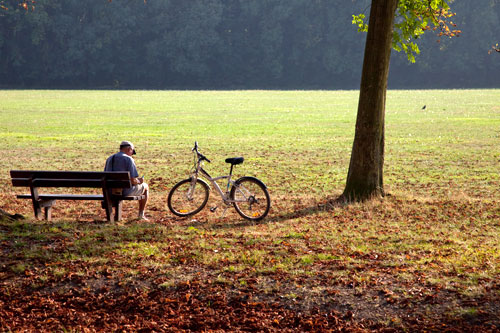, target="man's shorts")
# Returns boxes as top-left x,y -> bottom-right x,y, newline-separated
123,183 -> 147,196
